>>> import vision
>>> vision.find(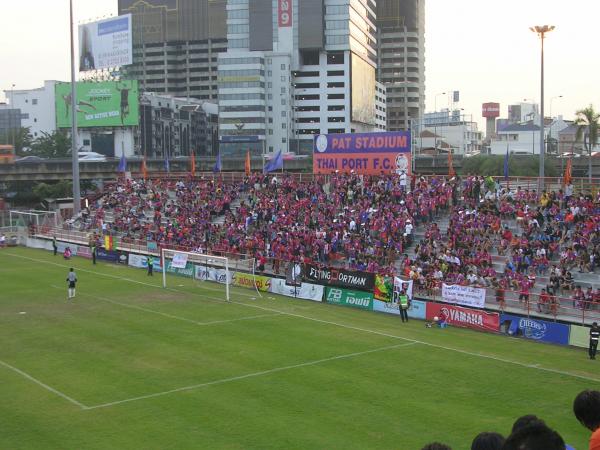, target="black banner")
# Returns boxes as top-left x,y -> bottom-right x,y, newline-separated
97,248 -> 128,264
304,264 -> 375,291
